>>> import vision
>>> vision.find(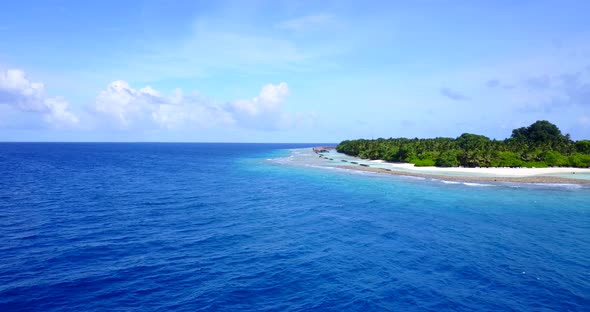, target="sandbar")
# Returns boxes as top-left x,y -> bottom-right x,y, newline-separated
336,164 -> 590,184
